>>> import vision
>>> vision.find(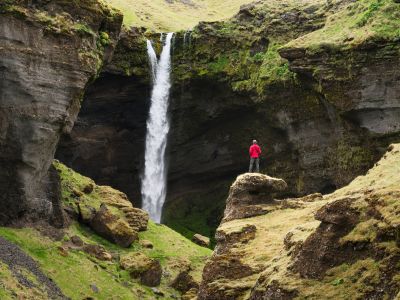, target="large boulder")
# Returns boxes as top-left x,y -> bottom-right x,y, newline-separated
120,252 -> 162,287
192,234 -> 210,248
90,204 -> 137,248
223,173 -> 287,222
171,270 -> 199,293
